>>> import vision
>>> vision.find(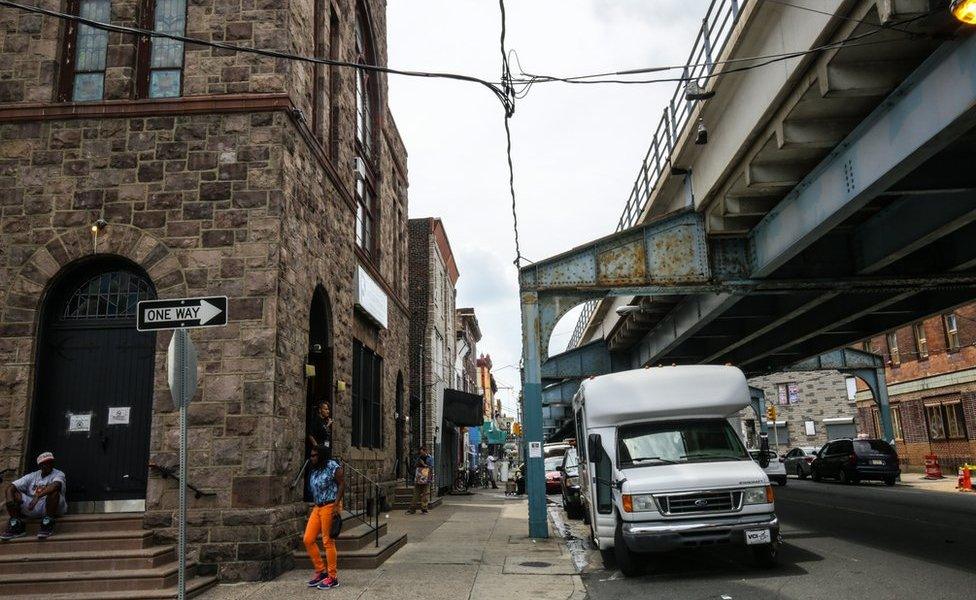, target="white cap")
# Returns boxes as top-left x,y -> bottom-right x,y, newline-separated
36,452 -> 55,465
